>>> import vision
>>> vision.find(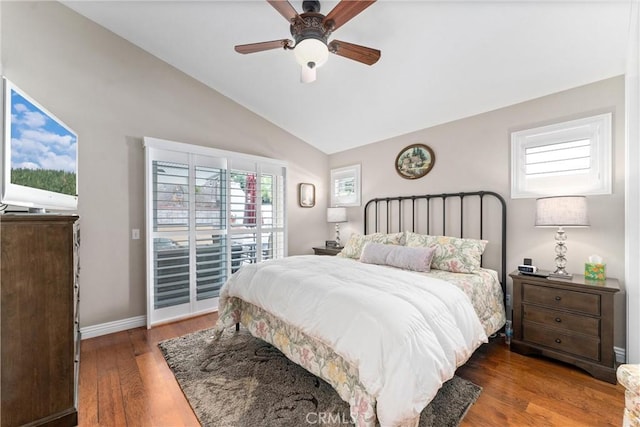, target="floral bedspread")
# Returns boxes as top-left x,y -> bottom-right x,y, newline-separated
215,297 -> 379,426
214,255 -> 493,427
417,268 -> 506,335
